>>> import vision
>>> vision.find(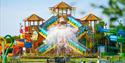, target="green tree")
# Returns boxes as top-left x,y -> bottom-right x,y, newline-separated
91,0 -> 125,28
